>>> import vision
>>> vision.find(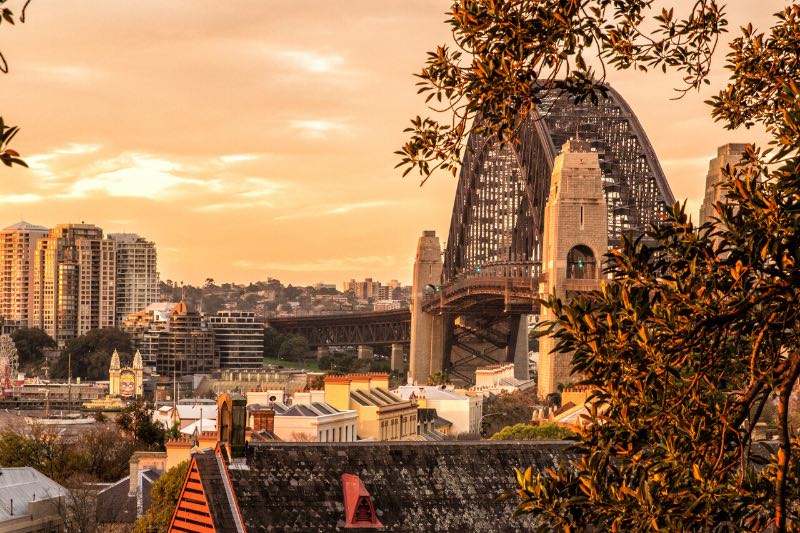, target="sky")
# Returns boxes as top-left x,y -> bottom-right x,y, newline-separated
0,1 -> 783,287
